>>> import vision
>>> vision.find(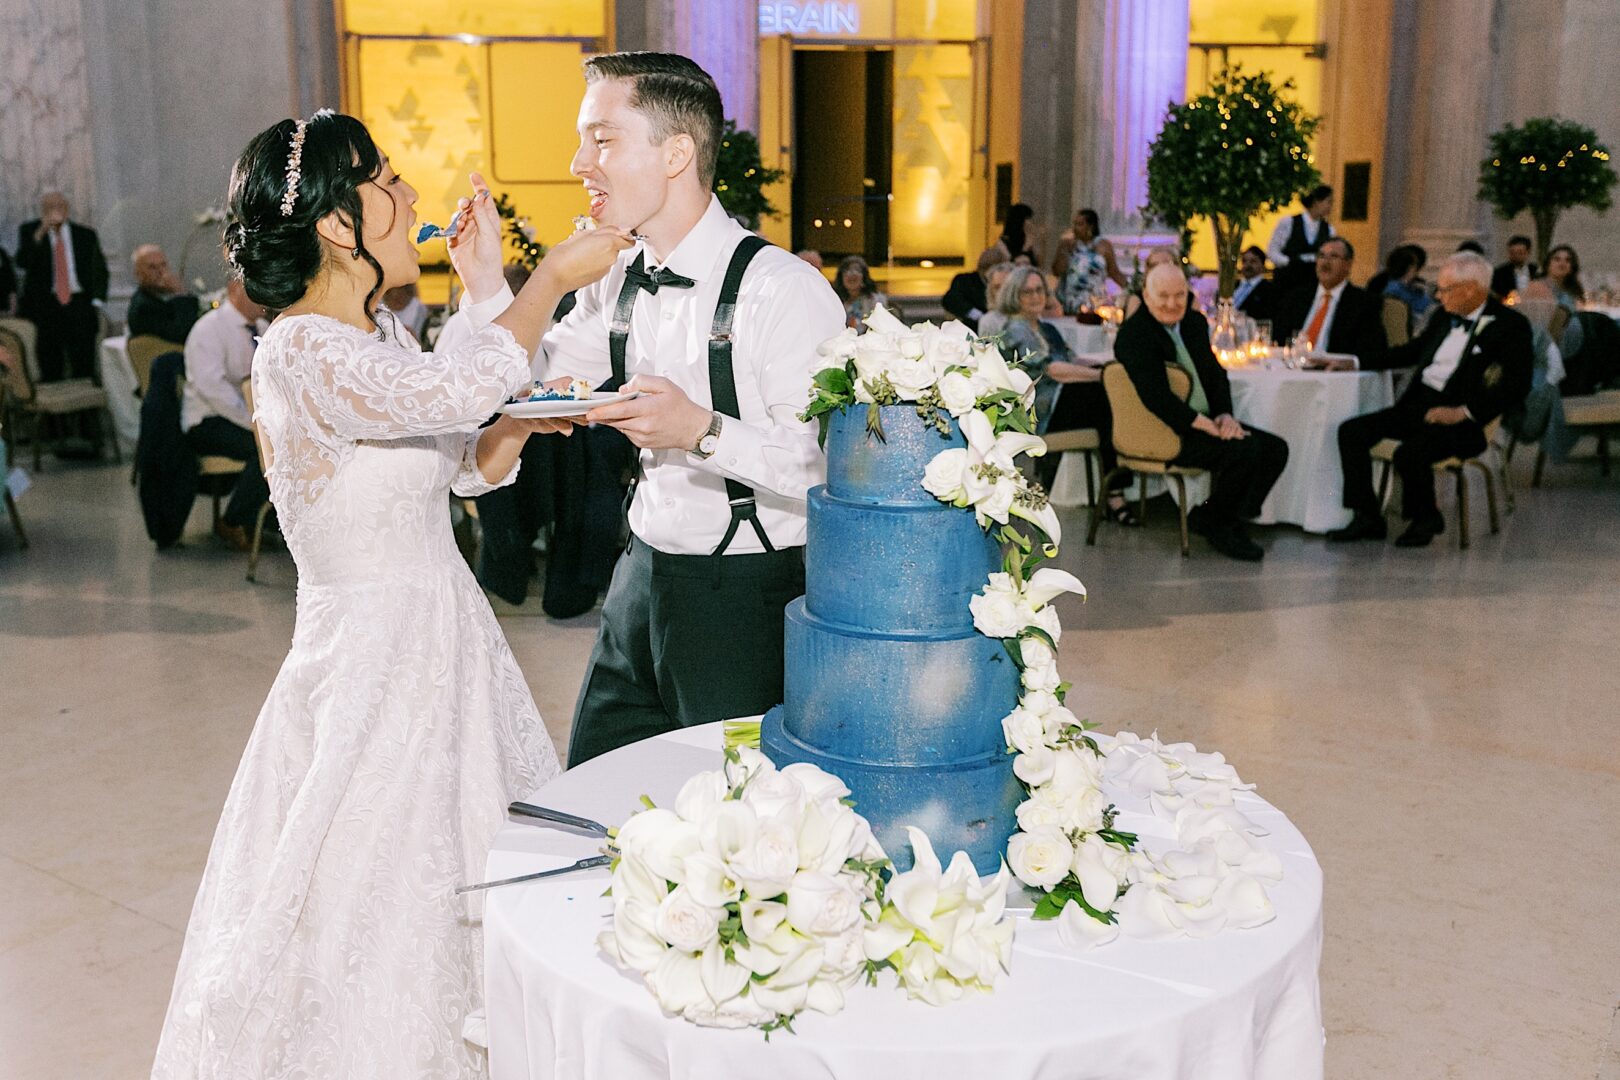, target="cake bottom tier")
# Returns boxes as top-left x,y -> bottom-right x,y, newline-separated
762,705 -> 1020,875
